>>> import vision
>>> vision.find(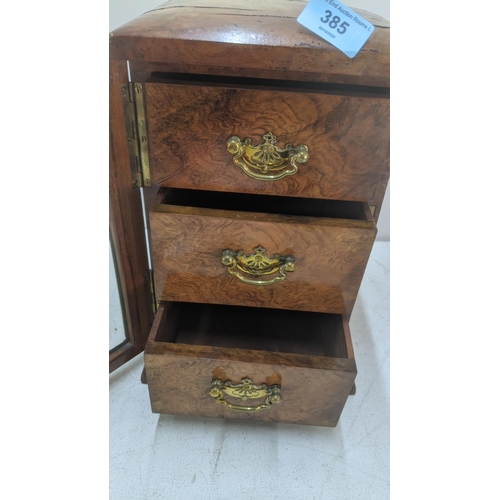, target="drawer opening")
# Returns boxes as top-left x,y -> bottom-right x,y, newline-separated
147,72 -> 390,97
153,302 -> 352,360
158,187 -> 372,221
